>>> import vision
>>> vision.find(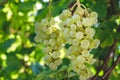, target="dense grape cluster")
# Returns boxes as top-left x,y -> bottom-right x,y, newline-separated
59,5 -> 100,80
34,18 -> 63,70
34,1 -> 100,80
